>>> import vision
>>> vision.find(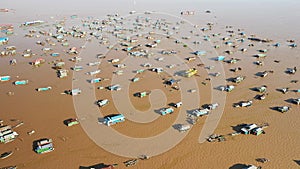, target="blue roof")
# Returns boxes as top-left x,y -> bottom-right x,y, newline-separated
0,37 -> 8,42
